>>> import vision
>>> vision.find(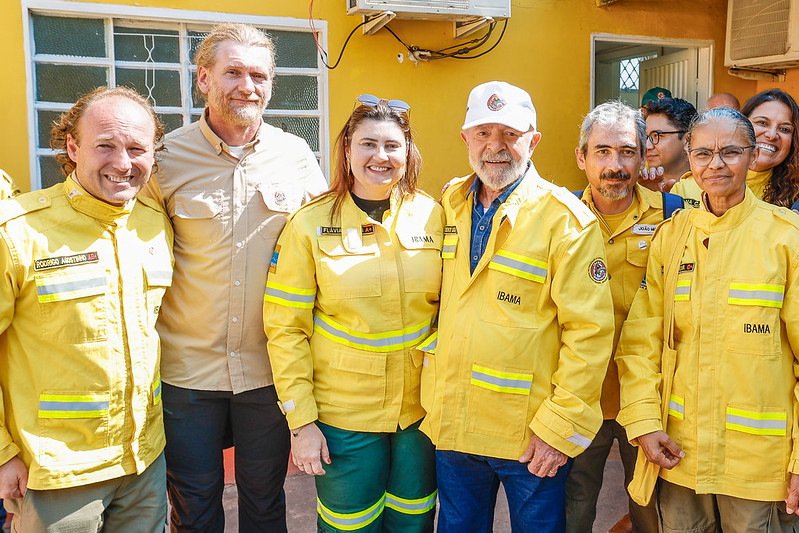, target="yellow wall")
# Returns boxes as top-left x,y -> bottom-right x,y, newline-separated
2,0 -> 784,193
